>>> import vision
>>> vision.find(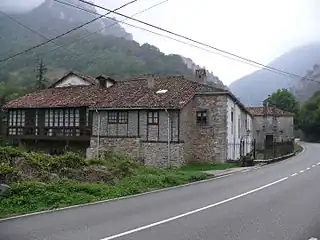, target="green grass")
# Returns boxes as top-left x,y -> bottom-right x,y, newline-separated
179,163 -> 237,172
0,168 -> 211,219
295,143 -> 303,153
